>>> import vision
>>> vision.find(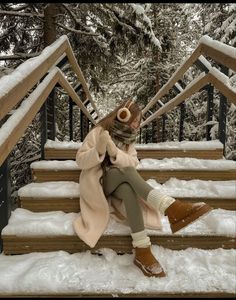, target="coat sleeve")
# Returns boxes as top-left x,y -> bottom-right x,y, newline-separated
75,127 -> 105,170
110,143 -> 139,168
